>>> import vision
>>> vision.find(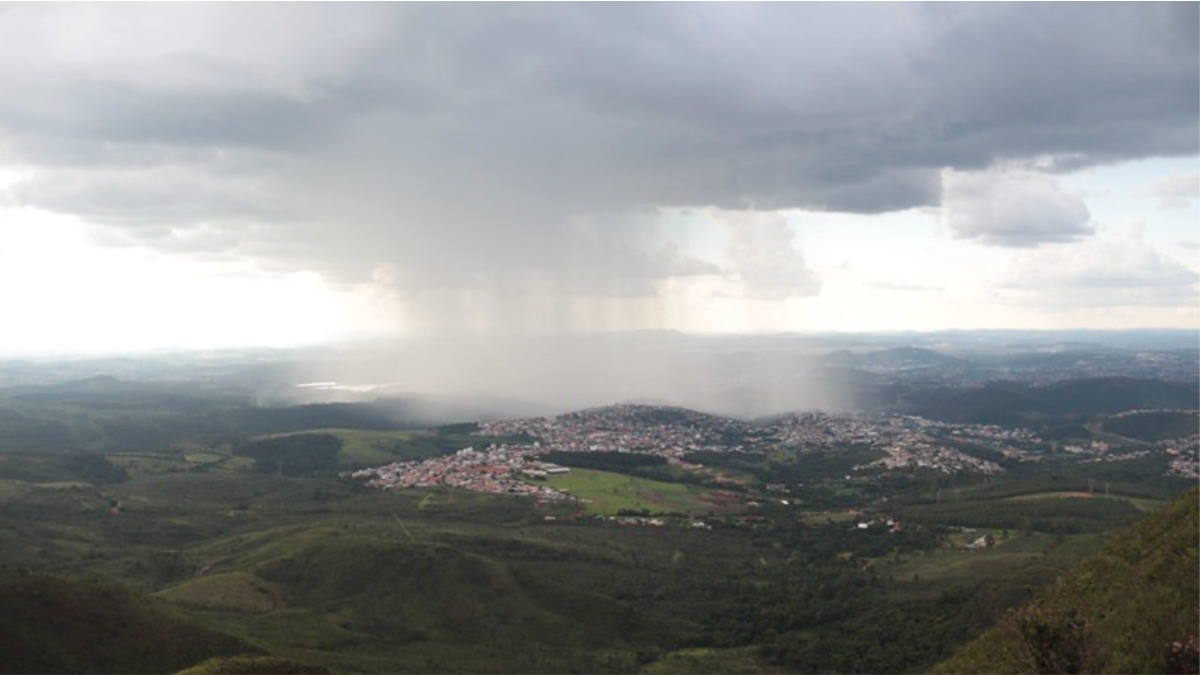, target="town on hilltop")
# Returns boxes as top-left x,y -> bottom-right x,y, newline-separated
347,404 -> 1200,504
